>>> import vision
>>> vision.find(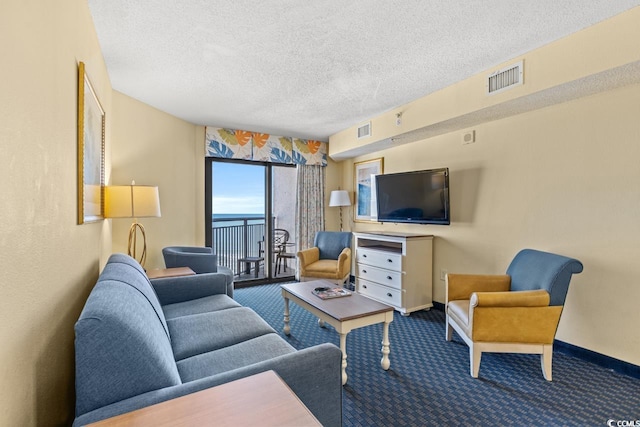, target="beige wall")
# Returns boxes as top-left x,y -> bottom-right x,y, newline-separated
324,157 -> 345,231
337,81 -> 640,367
0,0 -> 112,425
111,111 -> 343,268
330,7 -> 640,368
330,6 -> 640,159
3,1 -> 635,425
111,93 -> 201,269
